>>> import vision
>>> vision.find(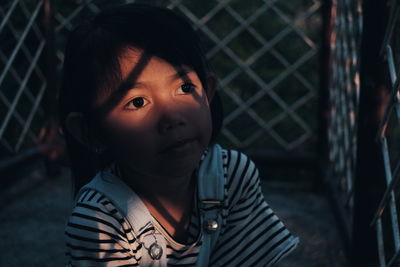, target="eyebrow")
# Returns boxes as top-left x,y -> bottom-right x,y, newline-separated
169,69 -> 192,83
117,68 -> 192,93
